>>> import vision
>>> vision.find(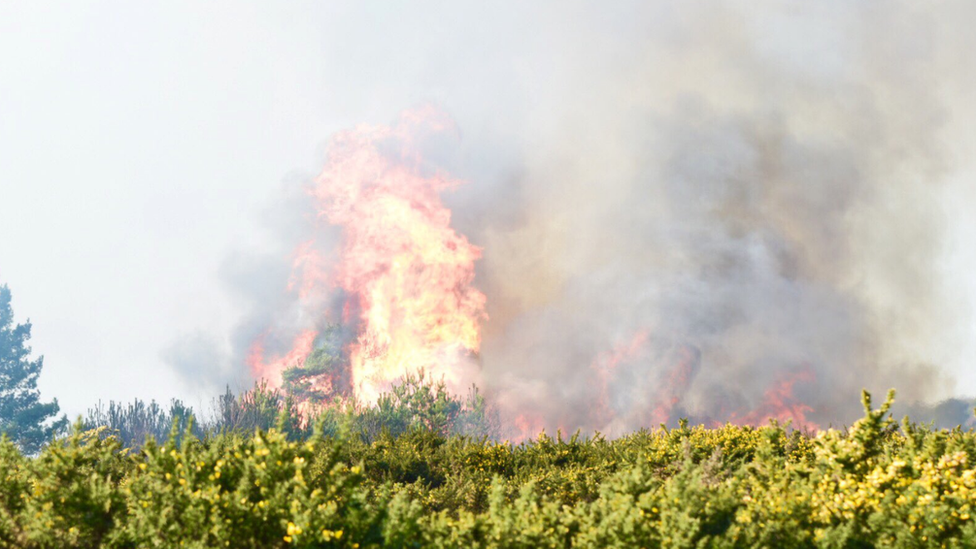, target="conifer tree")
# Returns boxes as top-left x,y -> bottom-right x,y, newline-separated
0,285 -> 67,453
281,325 -> 351,405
